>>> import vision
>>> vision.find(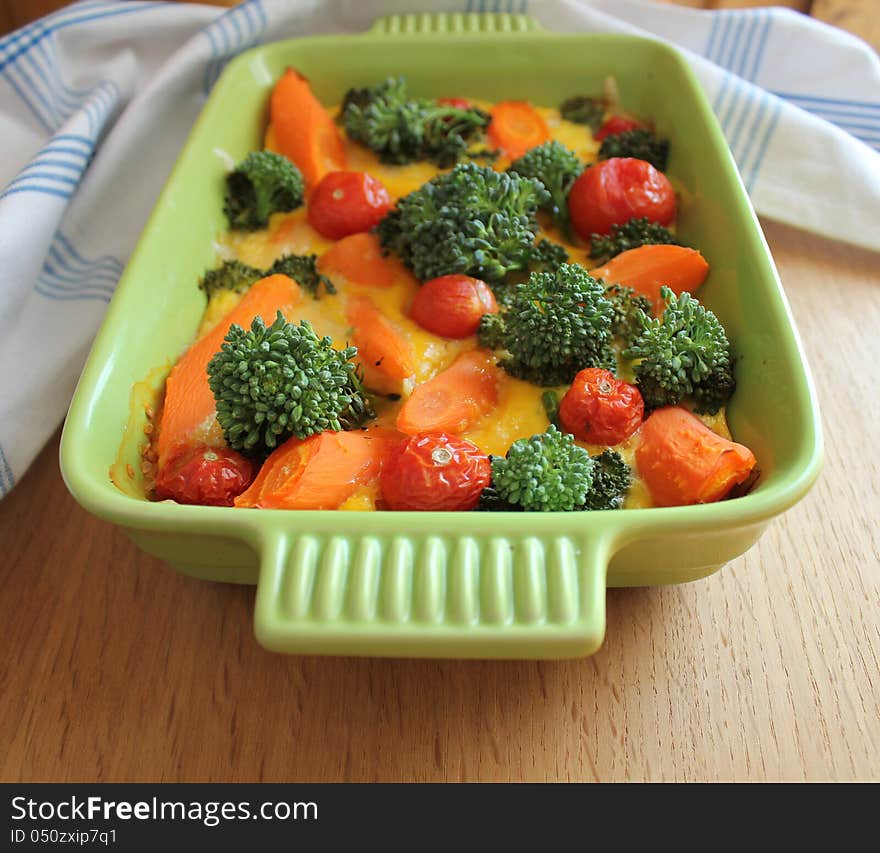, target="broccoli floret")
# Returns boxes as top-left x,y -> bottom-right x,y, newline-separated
207,311 -> 373,456
528,239 -> 569,273
199,260 -> 264,299
494,264 -> 615,386
559,95 -> 606,131
604,283 -> 653,345
377,163 -> 549,283
341,77 -> 490,168
266,253 -> 336,298
623,286 -> 735,413
583,450 -> 631,510
508,141 -> 584,236
589,217 -> 682,265
477,312 -> 507,350
223,151 -> 304,231
490,426 -> 594,512
598,128 -> 670,172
